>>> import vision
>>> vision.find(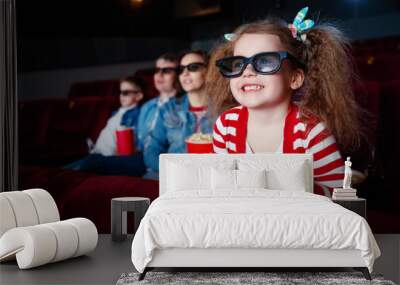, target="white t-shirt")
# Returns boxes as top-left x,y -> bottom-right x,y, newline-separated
91,105 -> 136,156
